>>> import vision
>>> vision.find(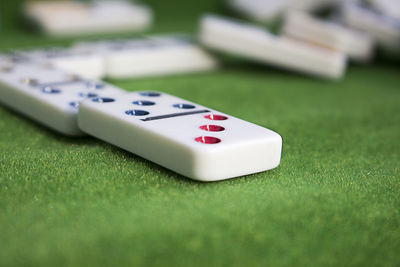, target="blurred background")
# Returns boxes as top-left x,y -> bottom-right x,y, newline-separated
1,0 -> 399,69
0,0 -> 220,45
